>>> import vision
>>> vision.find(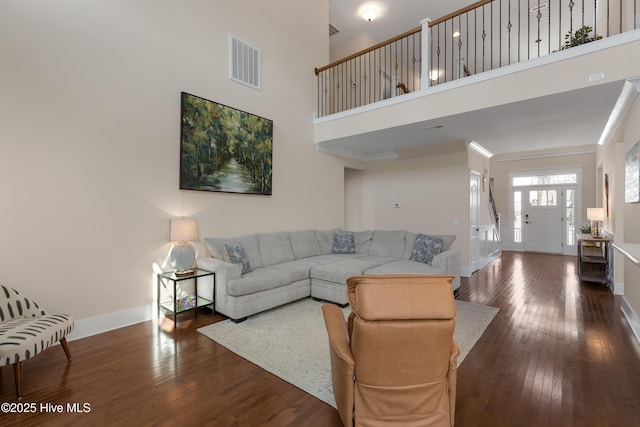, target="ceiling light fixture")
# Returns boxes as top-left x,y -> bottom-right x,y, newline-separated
358,2 -> 382,22
453,31 -> 461,37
